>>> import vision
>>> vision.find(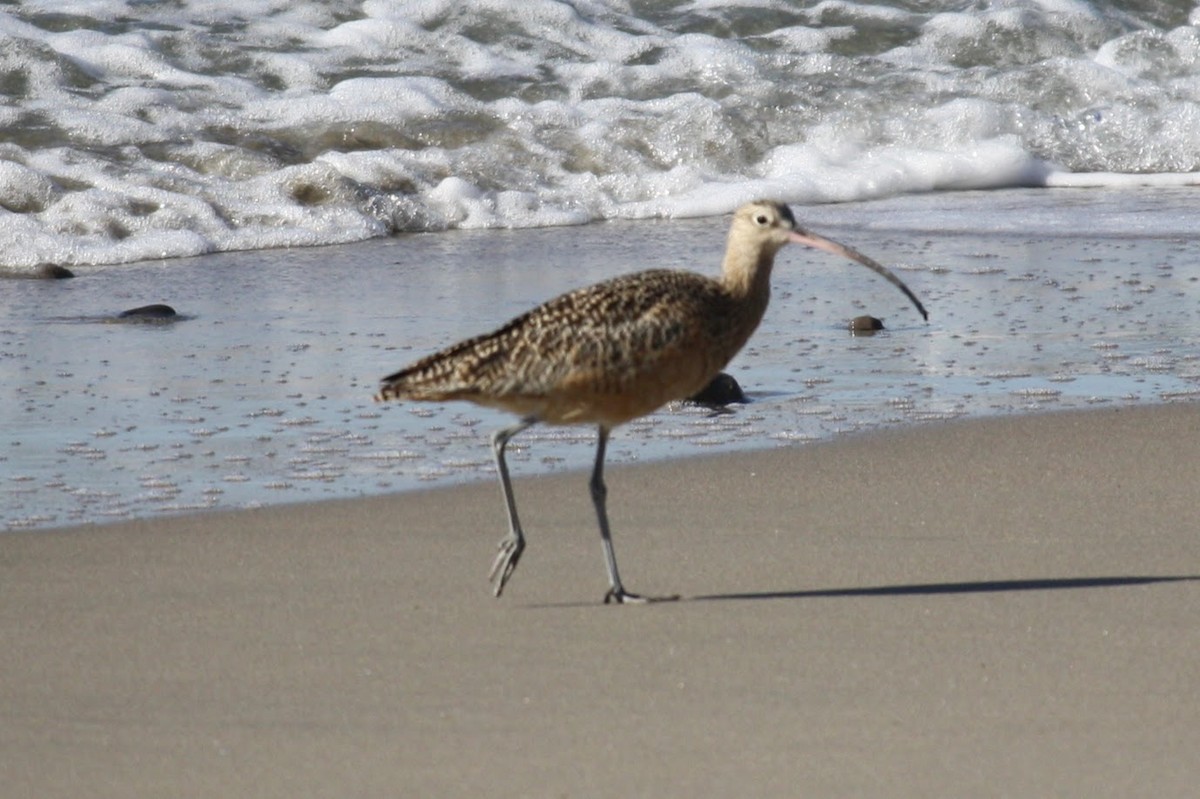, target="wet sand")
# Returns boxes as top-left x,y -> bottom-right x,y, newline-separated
3,403 -> 1199,797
